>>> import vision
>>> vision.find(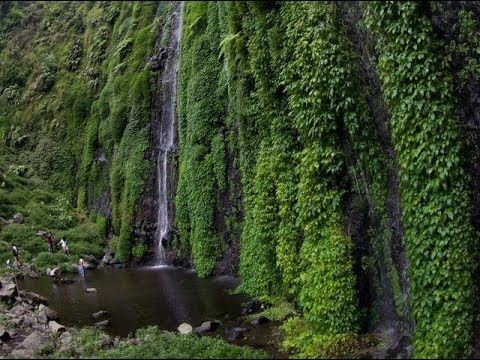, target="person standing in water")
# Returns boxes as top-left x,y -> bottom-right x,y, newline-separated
11,246 -> 21,266
78,258 -> 85,278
